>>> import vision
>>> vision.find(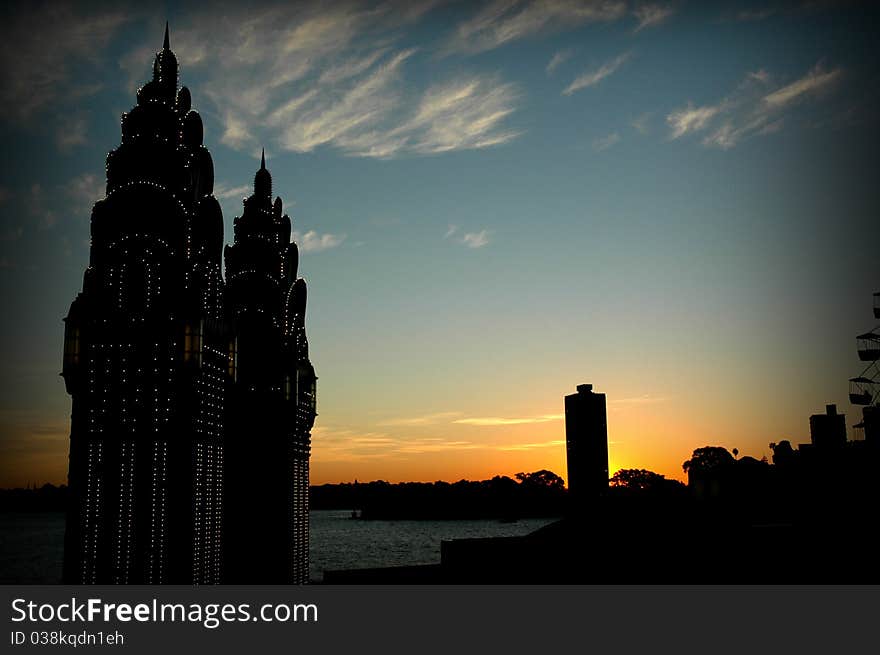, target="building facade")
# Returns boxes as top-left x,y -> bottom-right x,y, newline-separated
223,153 -> 317,584
61,27 -> 316,584
61,27 -> 226,584
564,384 -> 609,504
